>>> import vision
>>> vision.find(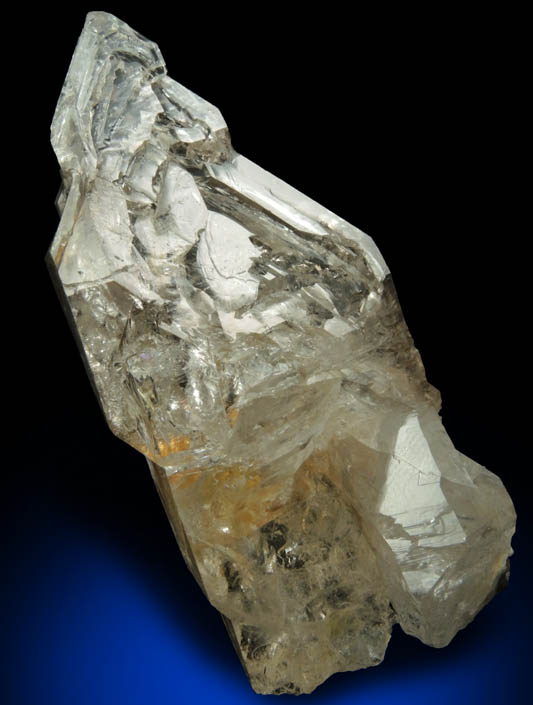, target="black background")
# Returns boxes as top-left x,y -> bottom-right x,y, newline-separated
6,5 -> 529,704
